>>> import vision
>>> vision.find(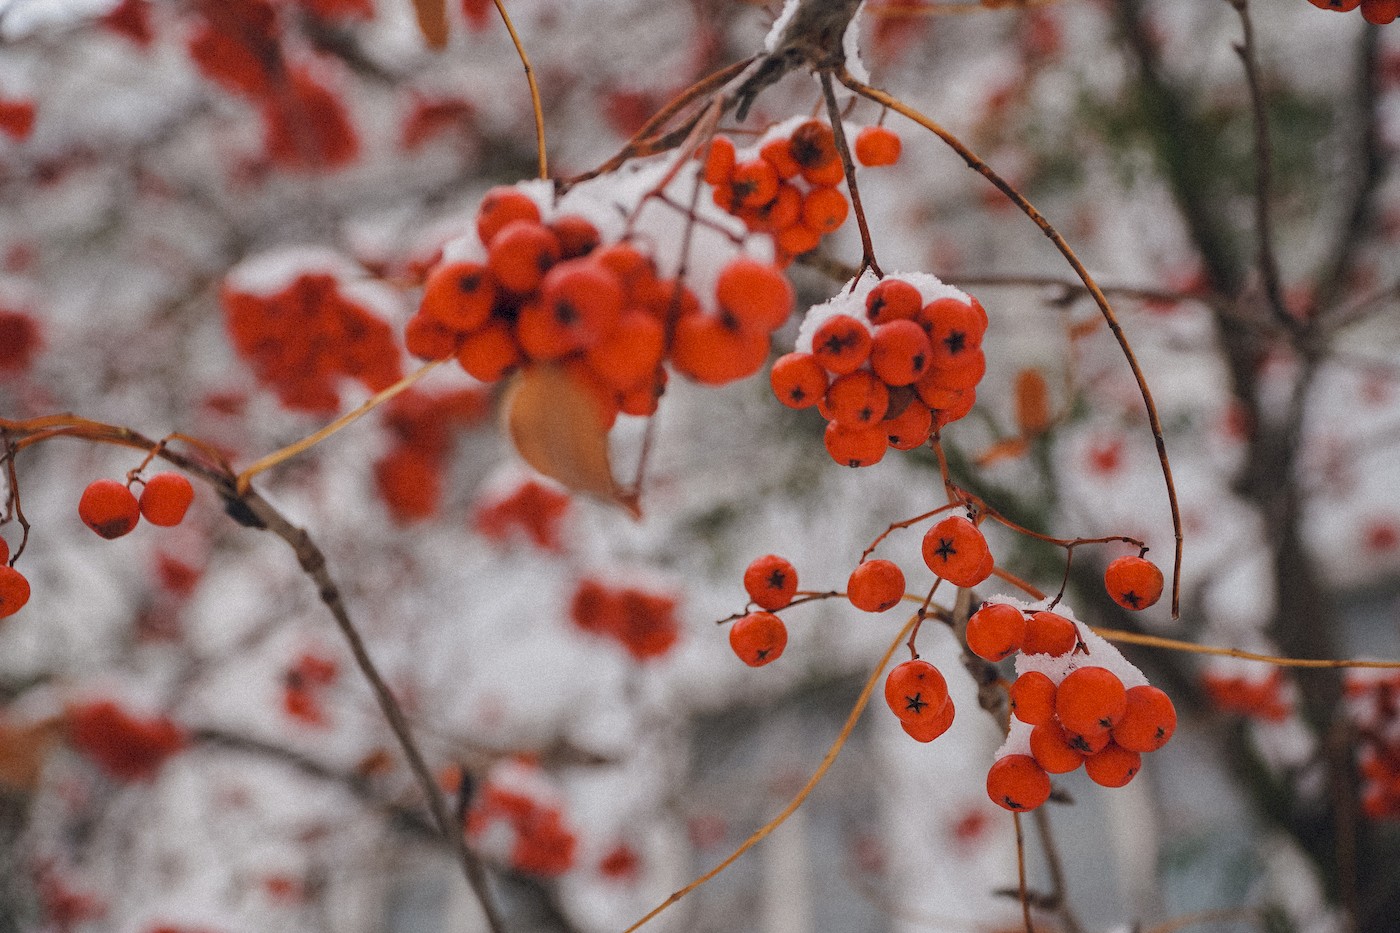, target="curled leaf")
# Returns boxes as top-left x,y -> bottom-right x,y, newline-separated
1014,368 -> 1052,436
411,0 -> 449,49
975,436 -> 1030,468
503,364 -> 640,518
0,716 -> 63,793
